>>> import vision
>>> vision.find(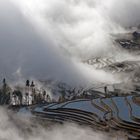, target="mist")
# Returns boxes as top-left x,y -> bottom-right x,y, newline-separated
0,108 -> 125,140
1,0 -> 140,86
1,0 -> 139,139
